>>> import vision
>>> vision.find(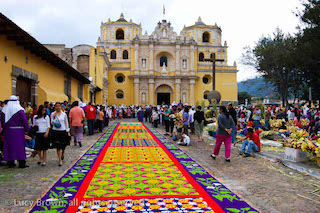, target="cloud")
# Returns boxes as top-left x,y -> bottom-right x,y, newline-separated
0,0 -> 303,82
